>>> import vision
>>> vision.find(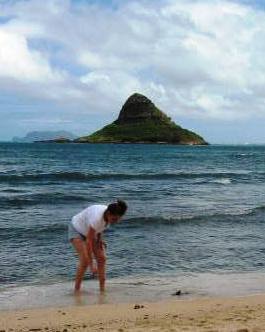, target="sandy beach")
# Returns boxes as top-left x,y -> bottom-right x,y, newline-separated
1,294 -> 265,332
